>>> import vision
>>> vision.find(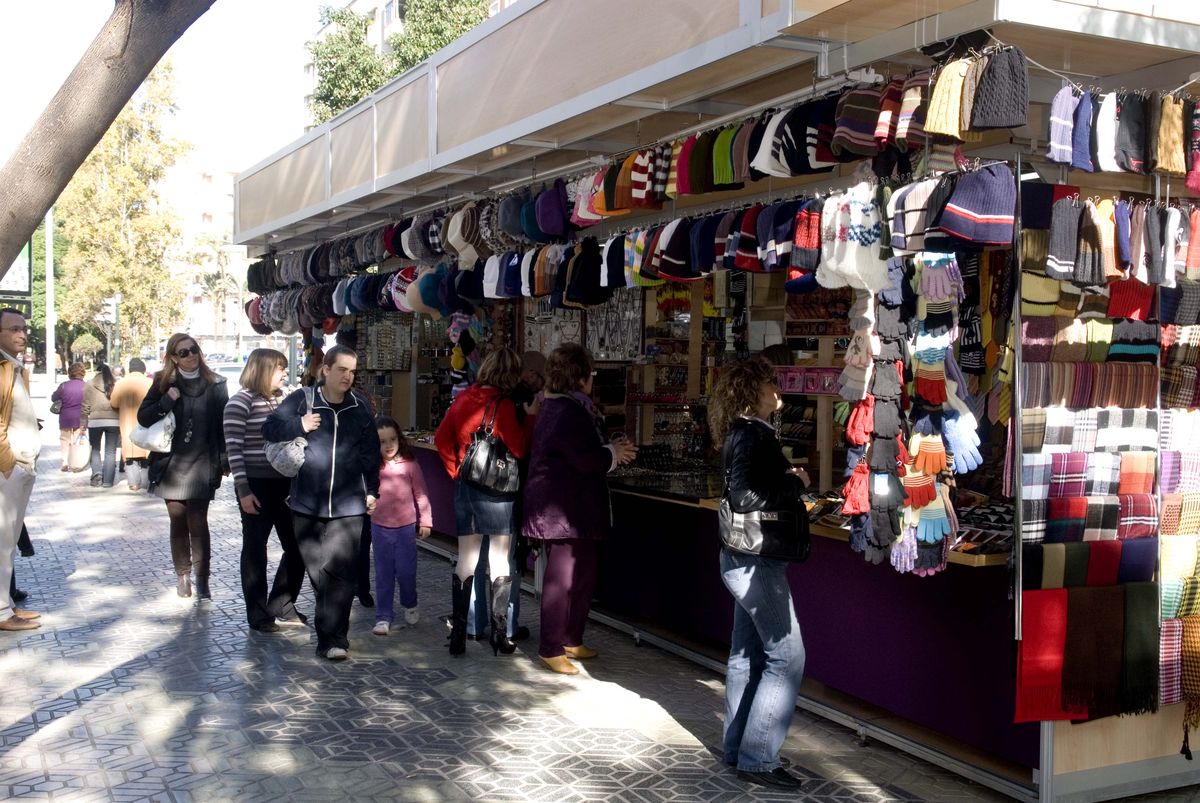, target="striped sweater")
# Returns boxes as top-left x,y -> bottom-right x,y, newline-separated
223,387 -> 283,498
